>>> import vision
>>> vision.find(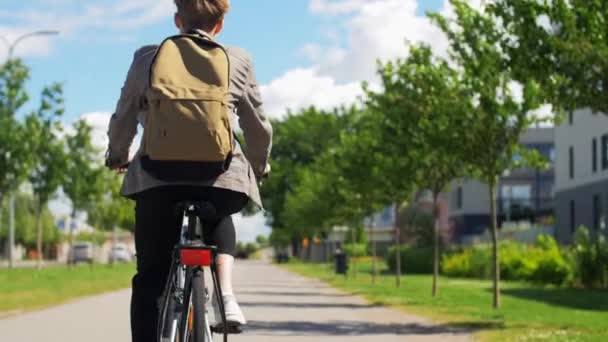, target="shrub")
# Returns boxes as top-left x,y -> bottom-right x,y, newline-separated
572,226 -> 608,288
499,240 -> 533,280
442,248 -> 473,277
442,235 -> 572,285
343,243 -> 368,258
442,245 -> 491,278
386,246 -> 433,274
